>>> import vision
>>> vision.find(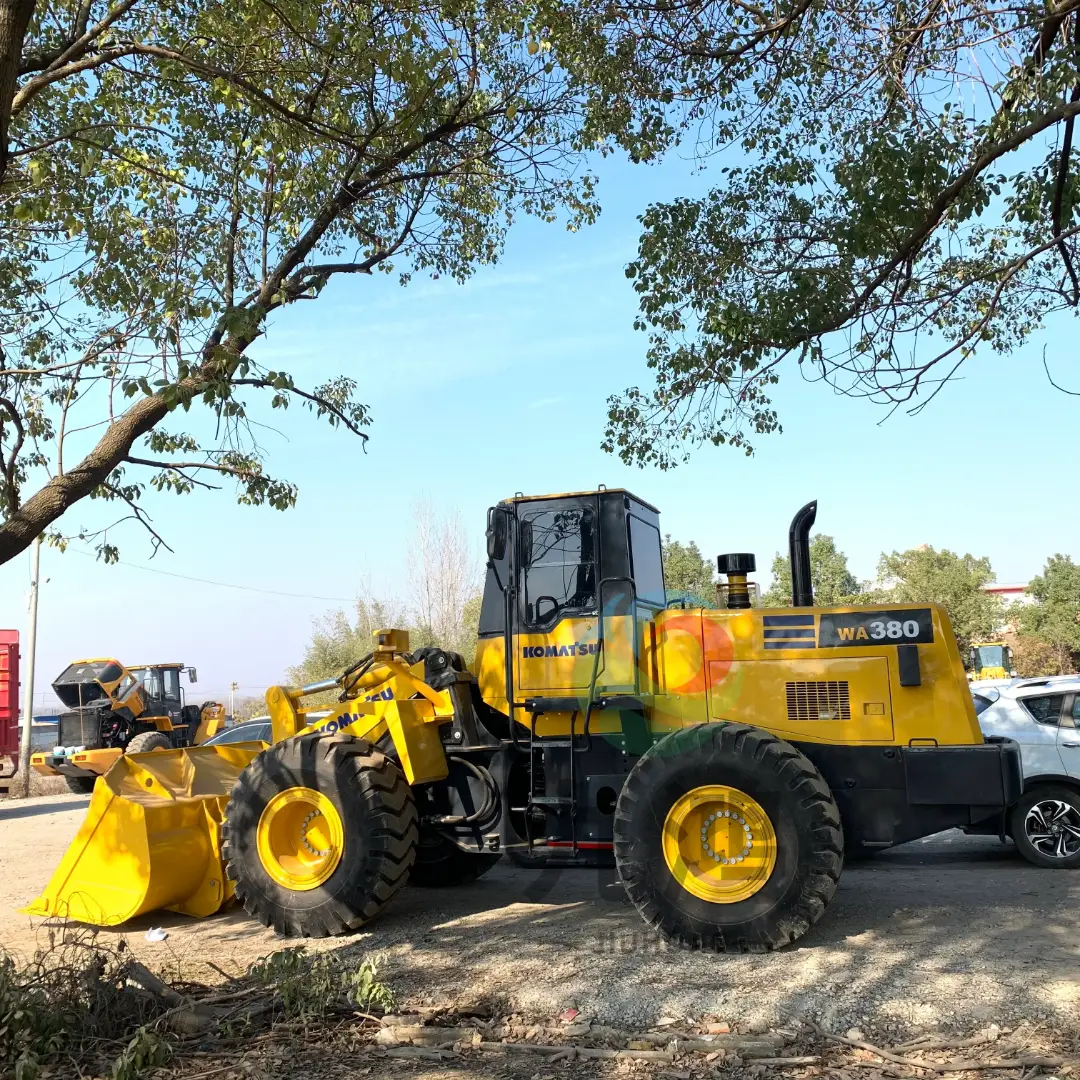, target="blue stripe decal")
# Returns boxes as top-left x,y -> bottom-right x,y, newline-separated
762,614 -> 815,626
763,628 -> 815,639
763,640 -> 817,650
